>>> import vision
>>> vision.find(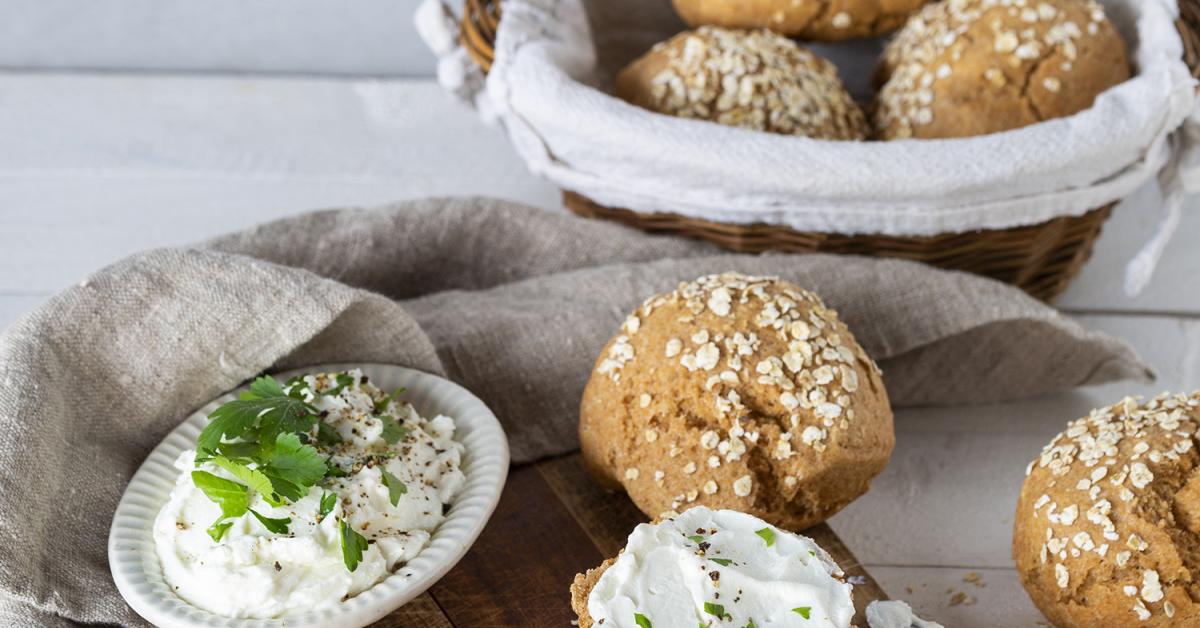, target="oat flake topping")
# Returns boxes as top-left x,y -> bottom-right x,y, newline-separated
876,0 -> 1112,138
1025,392 -> 1200,622
605,273 -> 881,509
644,27 -> 866,139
